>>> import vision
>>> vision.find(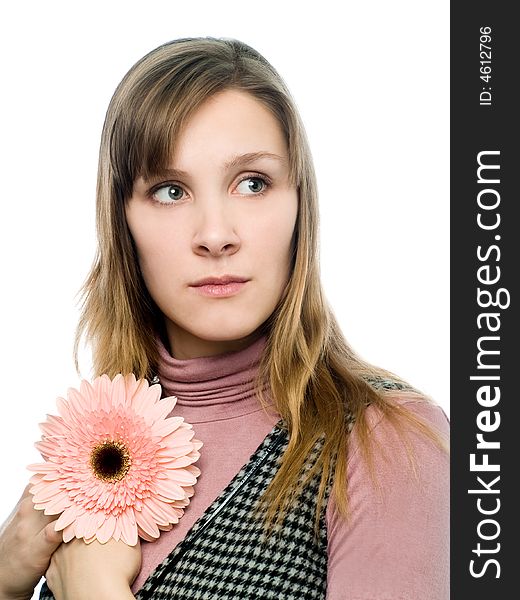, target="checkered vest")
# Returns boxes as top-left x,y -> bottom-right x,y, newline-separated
38,377 -> 410,599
